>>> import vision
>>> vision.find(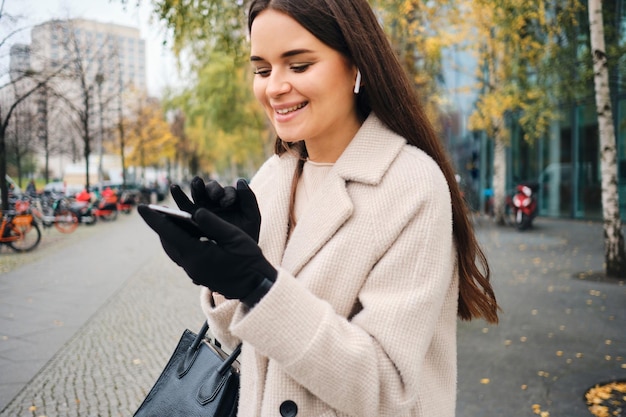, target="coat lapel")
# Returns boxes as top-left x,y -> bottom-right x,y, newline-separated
257,156 -> 296,267
280,115 -> 406,276
281,169 -> 353,275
